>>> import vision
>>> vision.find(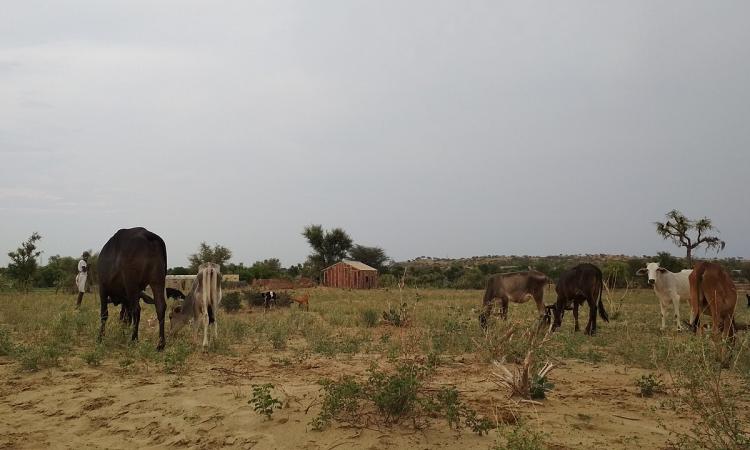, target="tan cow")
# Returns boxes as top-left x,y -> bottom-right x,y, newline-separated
479,270 -> 548,328
688,261 -> 737,341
